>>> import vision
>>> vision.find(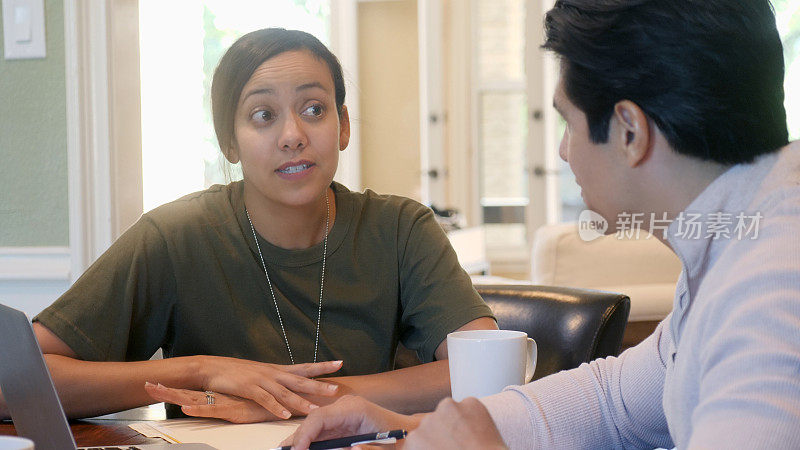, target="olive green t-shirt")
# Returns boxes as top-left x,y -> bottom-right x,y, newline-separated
35,181 -> 492,375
